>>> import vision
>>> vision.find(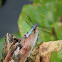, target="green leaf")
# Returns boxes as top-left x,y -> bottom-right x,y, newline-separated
51,46 -> 62,62
18,20 -> 31,37
0,37 -> 5,59
18,0 -> 62,61
54,22 -> 62,40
